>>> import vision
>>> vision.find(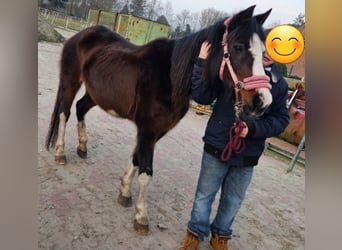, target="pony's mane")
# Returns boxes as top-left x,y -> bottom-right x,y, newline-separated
170,18 -> 227,102
170,13 -> 266,103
